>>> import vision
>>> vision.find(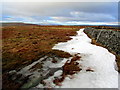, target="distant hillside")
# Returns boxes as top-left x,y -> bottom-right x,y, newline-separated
1,22 -> 119,28
1,22 -> 38,27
